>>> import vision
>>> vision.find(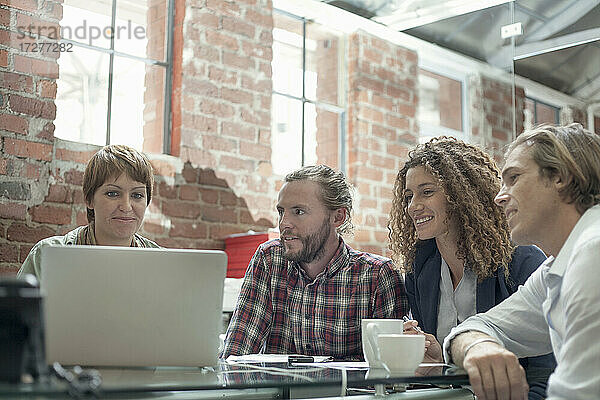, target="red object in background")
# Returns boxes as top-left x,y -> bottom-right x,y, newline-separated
224,231 -> 279,278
